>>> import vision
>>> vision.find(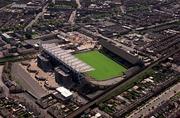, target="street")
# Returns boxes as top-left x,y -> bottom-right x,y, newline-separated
76,0 -> 81,9
68,10 -> 77,25
127,82 -> 180,118
24,3 -> 48,31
